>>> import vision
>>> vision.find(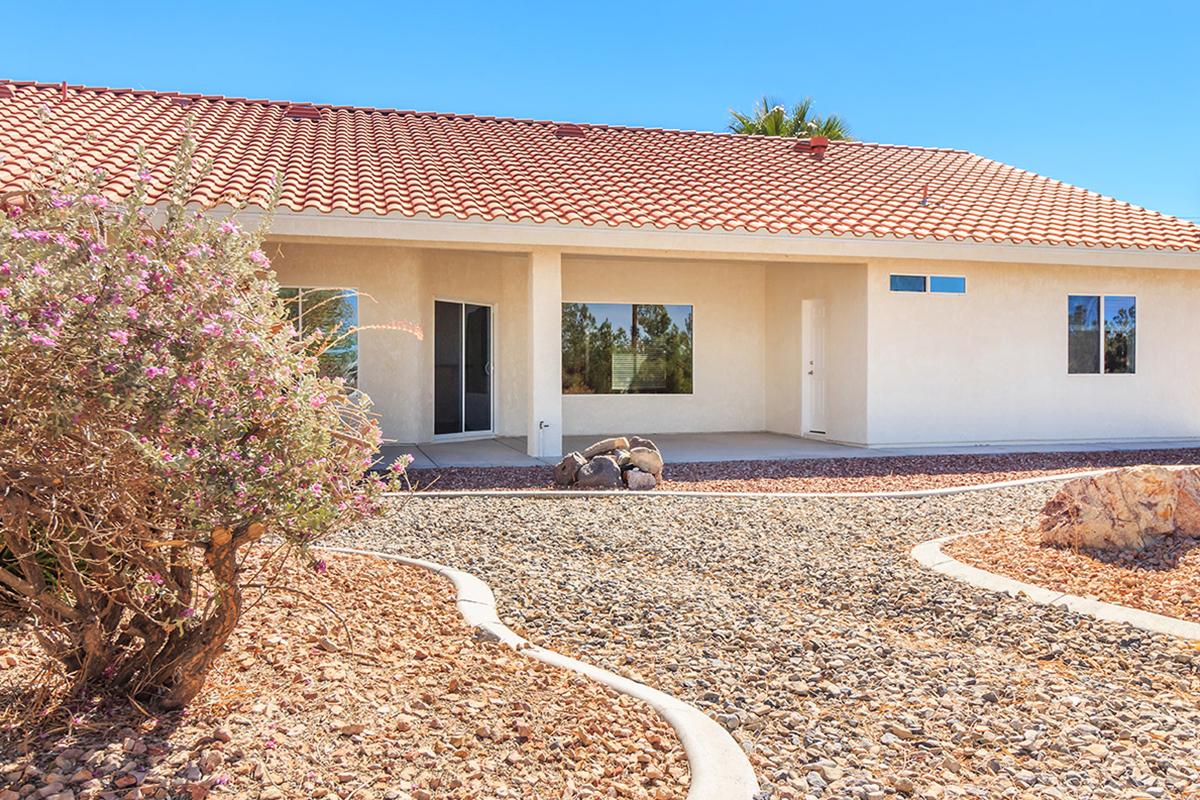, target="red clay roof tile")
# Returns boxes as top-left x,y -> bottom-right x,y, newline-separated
1,80 -> 1198,252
